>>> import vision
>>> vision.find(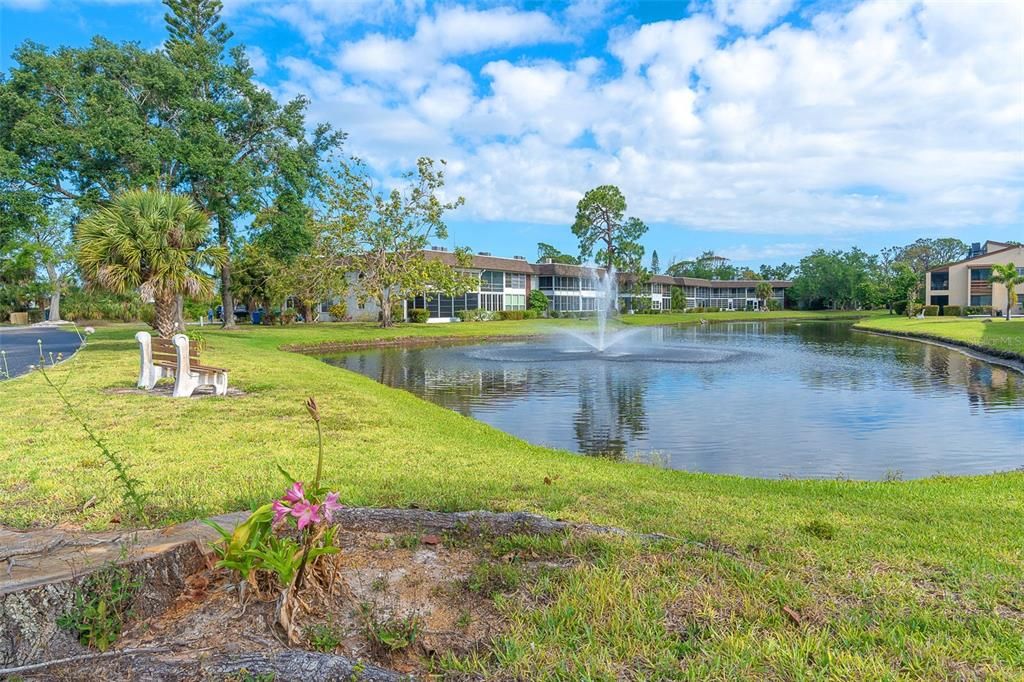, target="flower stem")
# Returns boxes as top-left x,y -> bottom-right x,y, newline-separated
313,419 -> 323,493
